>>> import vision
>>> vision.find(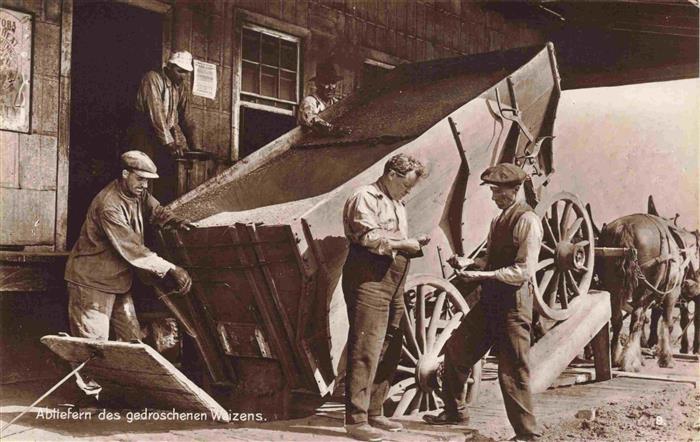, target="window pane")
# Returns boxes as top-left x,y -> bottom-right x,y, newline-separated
260,66 -> 278,98
242,29 -> 260,62
280,40 -> 297,71
261,34 -> 279,67
279,70 -> 296,101
242,61 -> 259,94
